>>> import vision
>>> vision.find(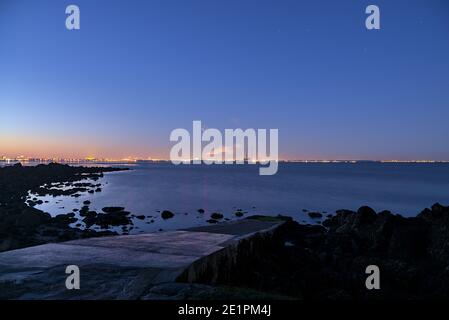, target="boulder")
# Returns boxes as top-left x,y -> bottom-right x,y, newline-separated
308,212 -> 323,219
161,210 -> 174,219
211,212 -> 224,220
